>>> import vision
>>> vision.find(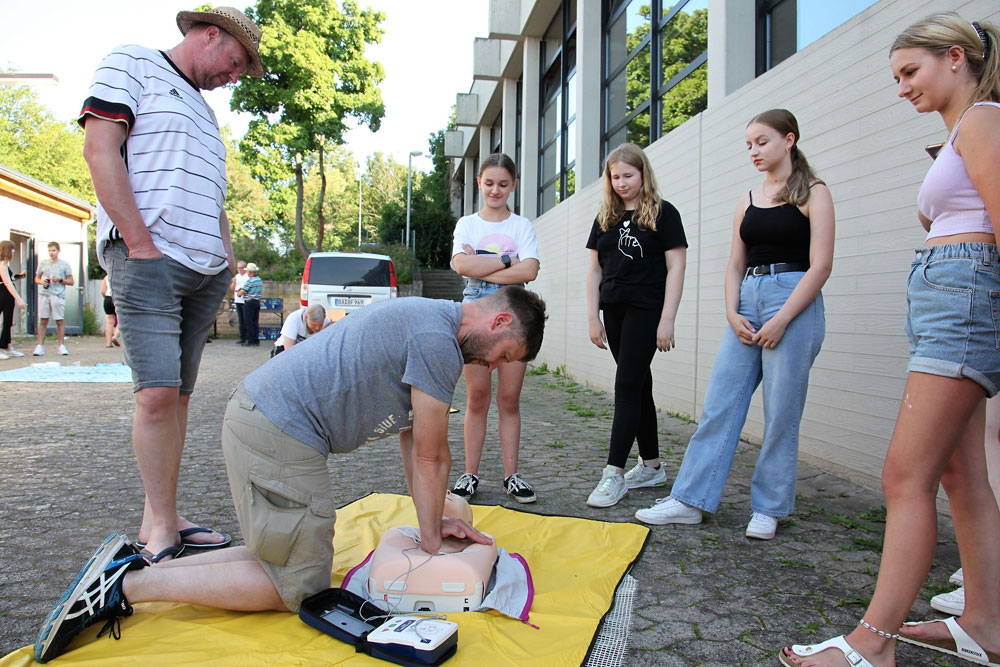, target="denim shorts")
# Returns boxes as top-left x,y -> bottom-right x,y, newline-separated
222,385 -> 337,612
103,239 -> 230,394
905,242 -> 1000,397
462,278 -> 507,302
